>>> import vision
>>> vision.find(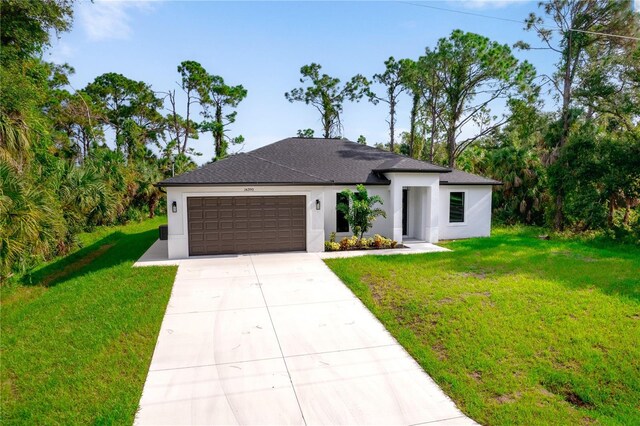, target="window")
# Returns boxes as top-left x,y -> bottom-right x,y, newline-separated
336,193 -> 349,232
449,192 -> 465,223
